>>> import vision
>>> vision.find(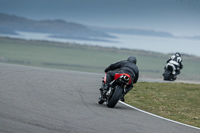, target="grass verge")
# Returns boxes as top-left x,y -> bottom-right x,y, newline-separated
125,82 -> 200,128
